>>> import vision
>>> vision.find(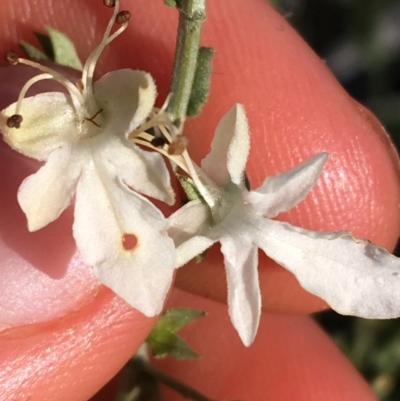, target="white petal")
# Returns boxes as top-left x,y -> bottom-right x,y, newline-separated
94,69 -> 157,134
256,219 -> 400,318
201,104 -> 250,186
168,200 -> 210,246
247,153 -> 328,218
100,135 -> 175,205
1,93 -> 77,160
73,164 -> 175,317
175,236 -> 215,268
220,236 -> 261,346
168,200 -> 215,267
18,147 -> 81,231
